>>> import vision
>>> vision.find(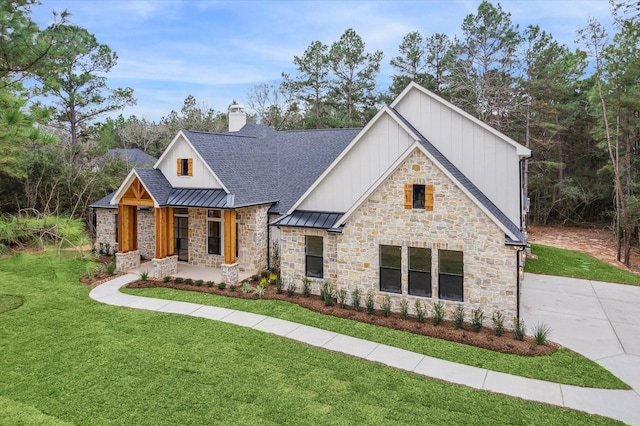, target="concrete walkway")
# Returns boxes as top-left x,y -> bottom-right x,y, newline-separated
90,274 -> 640,425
